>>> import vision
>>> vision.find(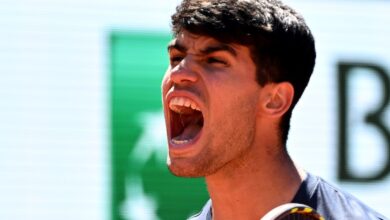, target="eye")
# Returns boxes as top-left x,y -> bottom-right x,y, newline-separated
206,57 -> 228,66
170,55 -> 184,66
